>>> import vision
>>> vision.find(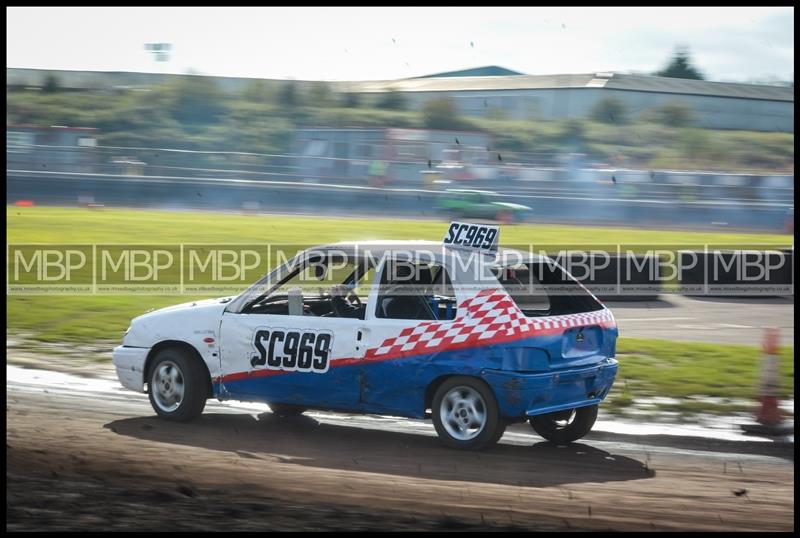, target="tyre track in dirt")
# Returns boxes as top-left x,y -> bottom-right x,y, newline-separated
7,376 -> 793,531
